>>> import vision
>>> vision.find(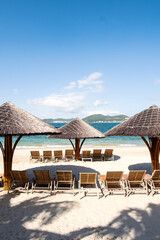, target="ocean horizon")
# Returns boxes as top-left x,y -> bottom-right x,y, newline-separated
0,122 -> 145,148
